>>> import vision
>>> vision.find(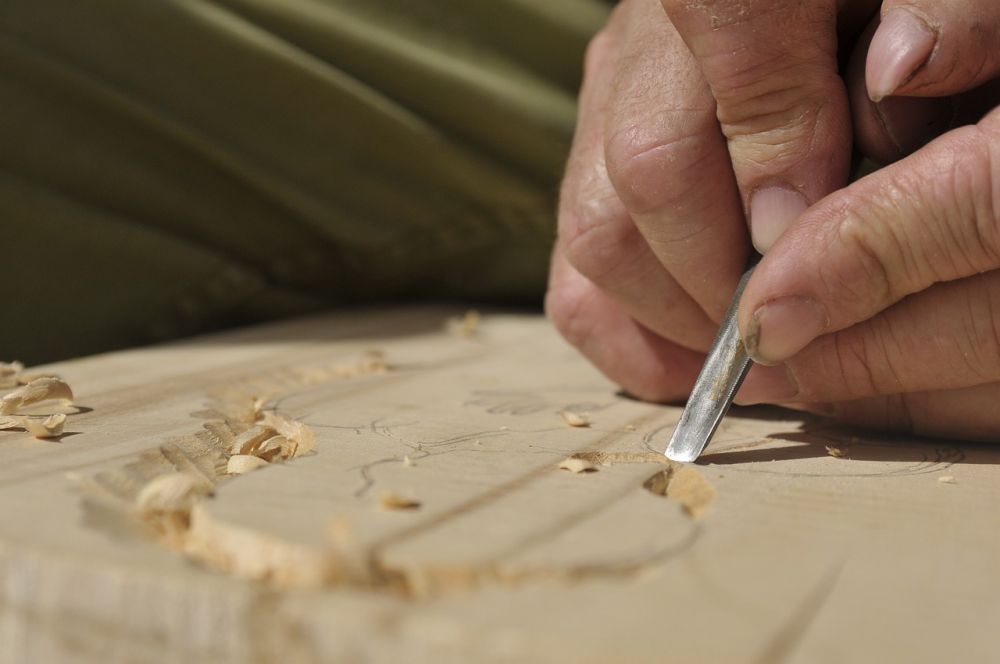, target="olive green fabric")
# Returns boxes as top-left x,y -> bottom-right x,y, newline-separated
0,0 -> 609,363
